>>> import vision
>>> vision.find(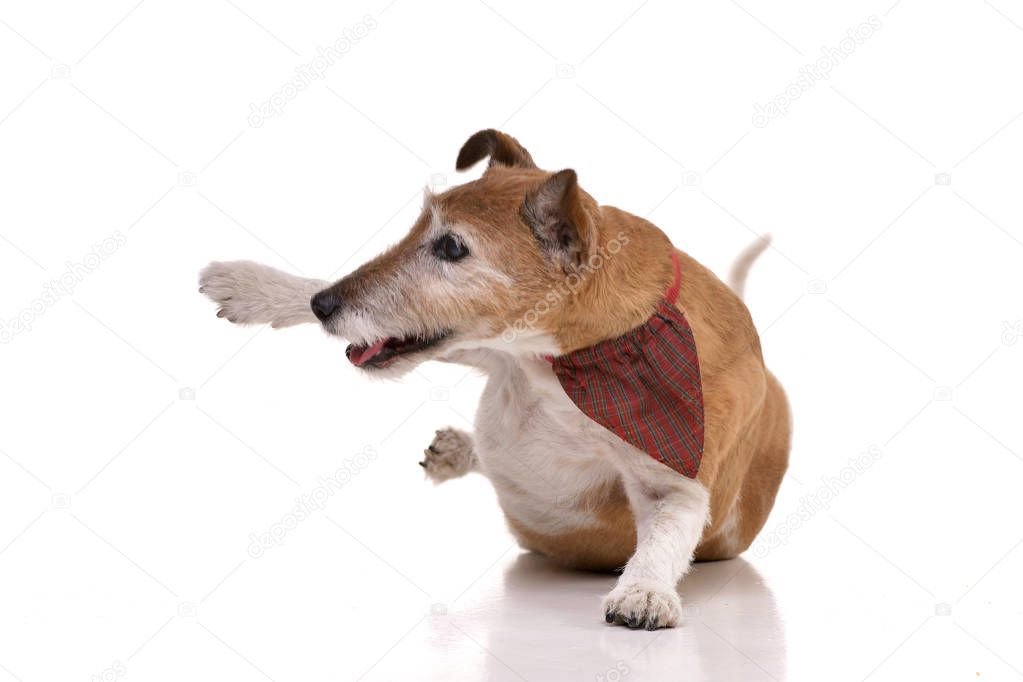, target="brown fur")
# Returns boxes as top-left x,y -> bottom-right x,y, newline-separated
452,144 -> 789,568
503,235 -> 790,569
507,481 -> 637,571
324,130 -> 790,569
